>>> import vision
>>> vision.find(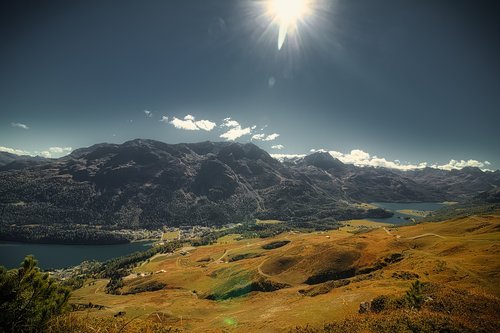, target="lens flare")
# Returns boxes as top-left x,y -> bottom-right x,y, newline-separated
267,0 -> 311,49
